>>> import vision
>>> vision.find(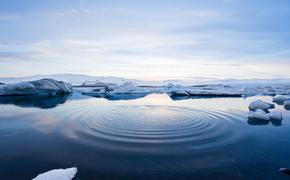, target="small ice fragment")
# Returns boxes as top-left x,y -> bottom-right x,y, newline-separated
269,111 -> 283,121
248,100 -> 275,111
248,109 -> 270,121
279,168 -> 290,175
32,167 -> 77,180
273,95 -> 288,104
285,100 -> 290,110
